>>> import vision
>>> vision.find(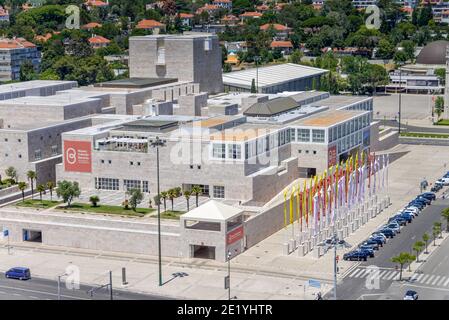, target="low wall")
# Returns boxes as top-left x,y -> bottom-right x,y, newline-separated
0,209 -> 182,257
0,185 -> 19,198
